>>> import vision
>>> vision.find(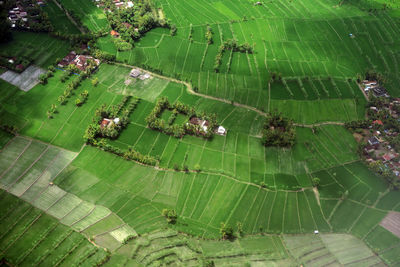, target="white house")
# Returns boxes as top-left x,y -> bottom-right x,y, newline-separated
217,126 -> 226,135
